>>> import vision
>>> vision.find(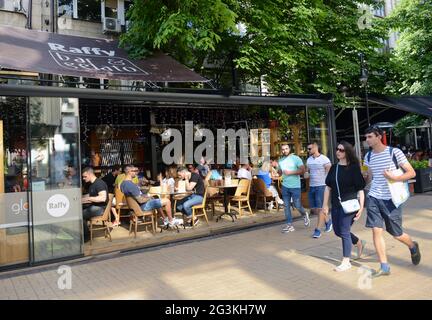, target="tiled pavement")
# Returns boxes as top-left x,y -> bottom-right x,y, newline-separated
1,193 -> 431,300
